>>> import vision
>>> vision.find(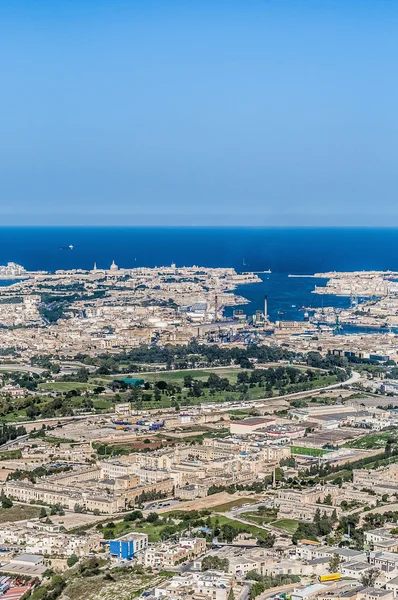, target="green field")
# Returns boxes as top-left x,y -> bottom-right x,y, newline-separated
242,511 -> 277,525
121,367 -> 243,384
103,520 -> 171,542
345,430 -> 398,449
211,498 -> 257,512
39,382 -> 96,392
209,515 -> 271,539
271,519 -> 299,534
290,446 -> 330,456
0,365 -> 341,423
0,449 -> 22,460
